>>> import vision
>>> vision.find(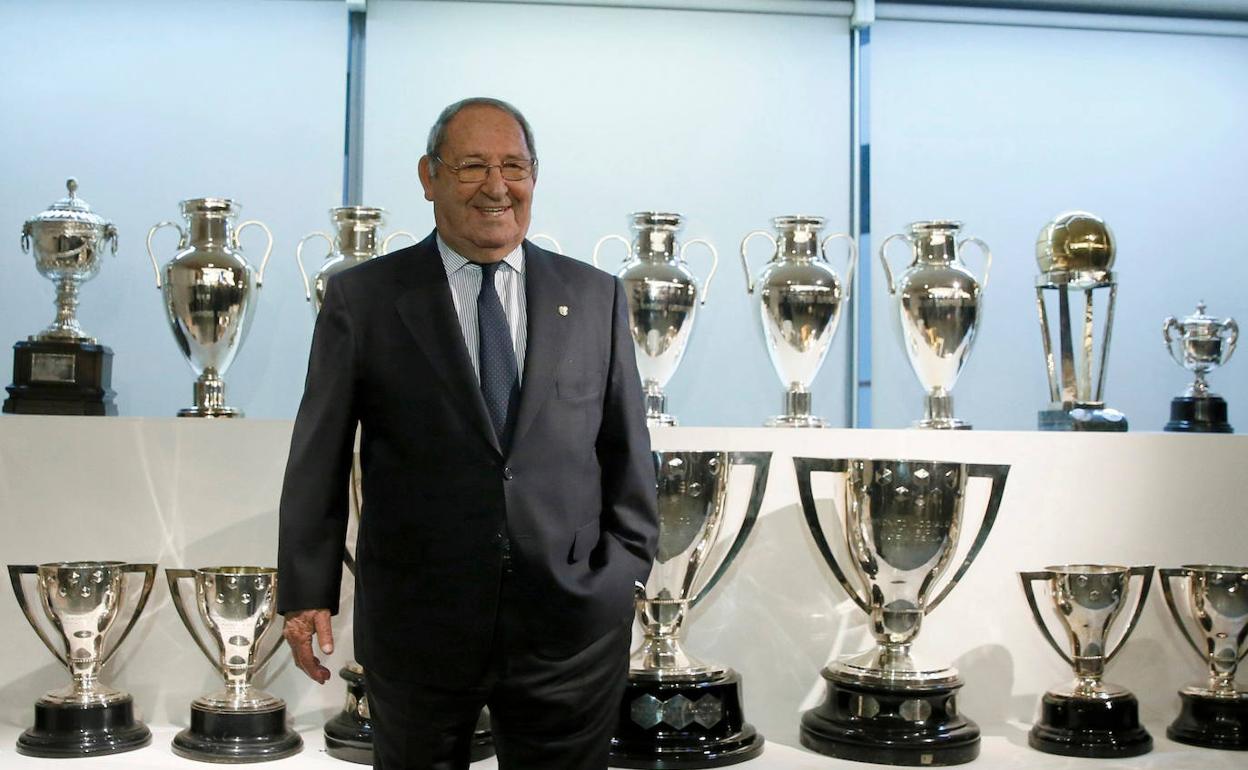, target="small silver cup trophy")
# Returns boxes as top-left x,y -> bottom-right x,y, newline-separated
7,561 -> 156,757
1159,565 -> 1248,750
610,451 -> 771,768
593,212 -> 718,426
794,458 -> 1010,765
147,198 -> 273,417
166,566 -> 302,762
1163,303 -> 1238,433
1019,564 -> 1153,758
741,216 -> 857,427
879,221 -> 991,429
296,206 -> 415,316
